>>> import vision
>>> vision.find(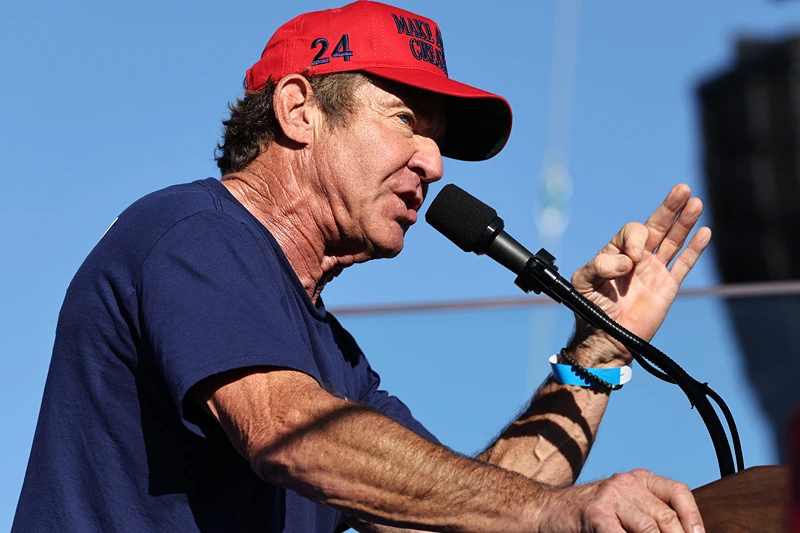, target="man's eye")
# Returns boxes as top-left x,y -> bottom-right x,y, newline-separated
398,114 -> 413,126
